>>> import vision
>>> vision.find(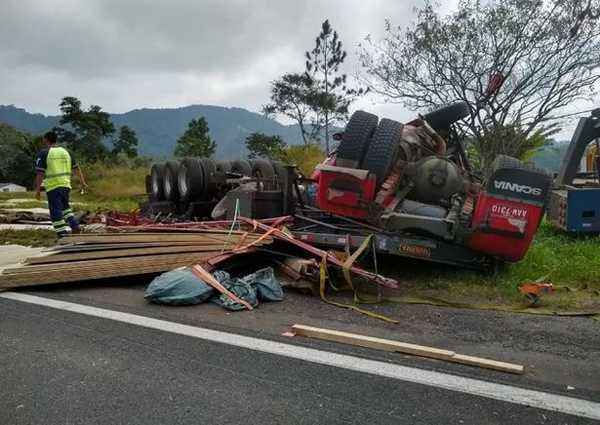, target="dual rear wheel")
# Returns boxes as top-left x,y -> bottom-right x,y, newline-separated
150,158 -> 288,202
335,102 -> 469,190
